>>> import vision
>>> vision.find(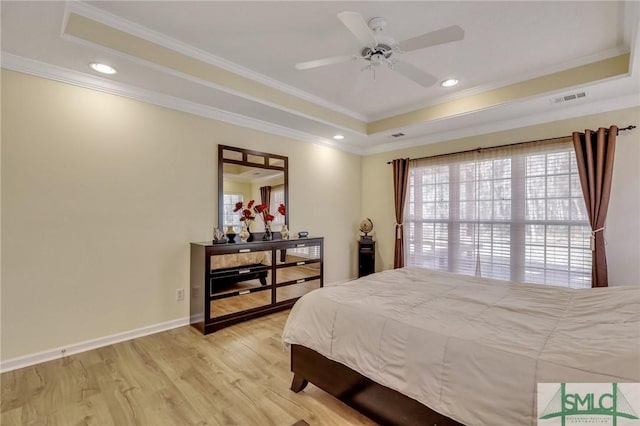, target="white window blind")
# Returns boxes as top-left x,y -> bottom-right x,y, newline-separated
271,185 -> 285,230
406,138 -> 592,288
223,193 -> 243,229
